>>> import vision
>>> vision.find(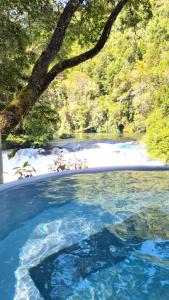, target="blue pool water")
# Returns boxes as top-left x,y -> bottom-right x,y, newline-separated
1,171 -> 169,299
